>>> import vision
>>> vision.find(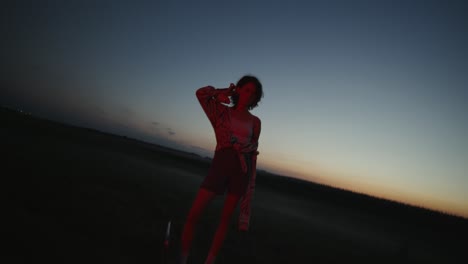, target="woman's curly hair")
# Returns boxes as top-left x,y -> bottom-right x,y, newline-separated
235,75 -> 263,110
